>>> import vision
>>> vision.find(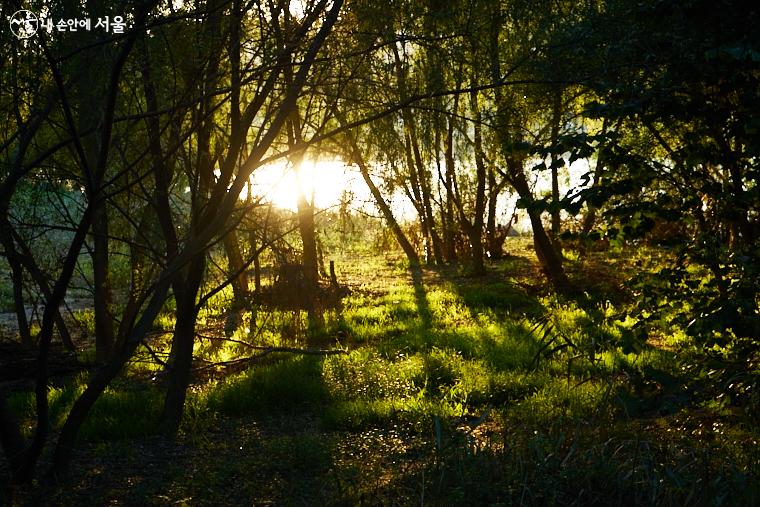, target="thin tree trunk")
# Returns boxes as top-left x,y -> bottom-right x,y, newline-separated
393,44 -> 443,265
14,205 -> 94,483
3,238 -> 32,347
4,226 -> 76,351
92,205 -> 115,363
509,160 -> 571,294
73,0 -> 115,364
403,132 -> 431,261
161,255 -> 205,435
297,187 -> 319,286
116,241 -> 147,348
160,17 -> 217,435
469,89 -> 487,276
248,229 -> 262,293
283,40 -> 319,291
550,89 -> 563,241
51,275 -> 172,477
488,5 -> 569,293
409,126 -> 444,265
486,167 -> 507,260
341,128 -> 420,265
223,229 -> 249,306
286,105 -> 322,333
444,109 -> 458,262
